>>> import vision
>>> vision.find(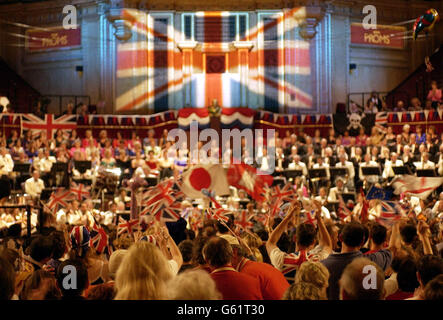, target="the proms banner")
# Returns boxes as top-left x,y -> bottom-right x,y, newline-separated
25,27 -> 81,52
350,23 -> 405,49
